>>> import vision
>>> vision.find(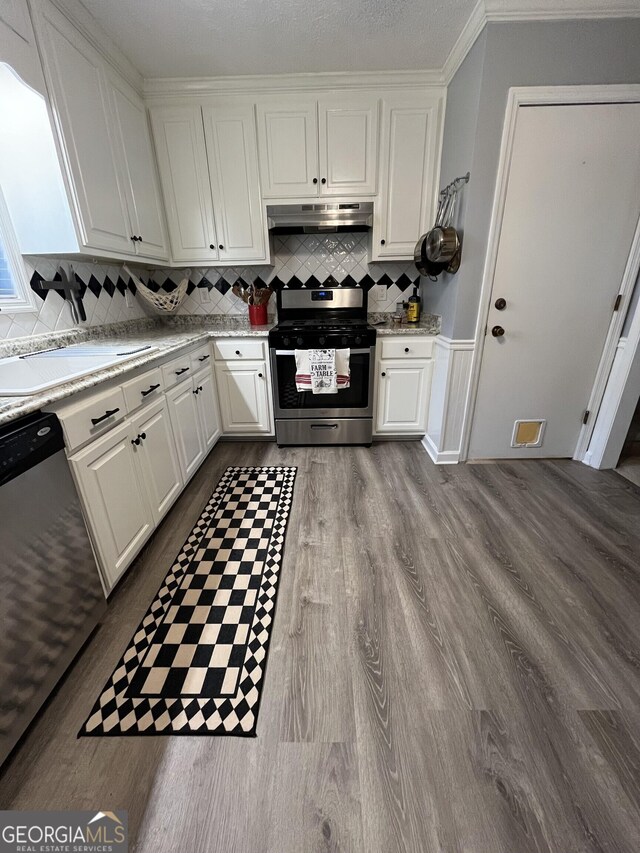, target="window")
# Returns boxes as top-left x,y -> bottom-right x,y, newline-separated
0,184 -> 35,313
